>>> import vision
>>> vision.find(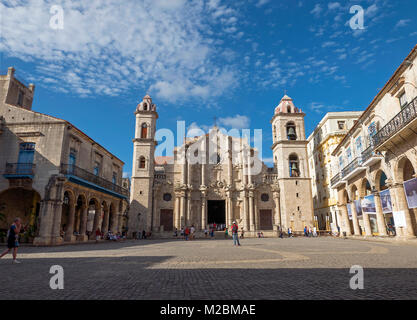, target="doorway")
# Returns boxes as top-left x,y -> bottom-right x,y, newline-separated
160,209 -> 174,231
207,200 -> 225,227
